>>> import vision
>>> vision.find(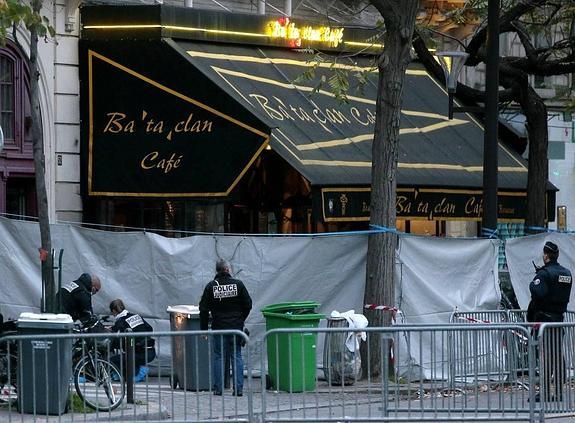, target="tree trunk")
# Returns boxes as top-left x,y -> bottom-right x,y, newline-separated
520,85 -> 548,231
362,0 -> 419,379
30,0 -> 54,312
